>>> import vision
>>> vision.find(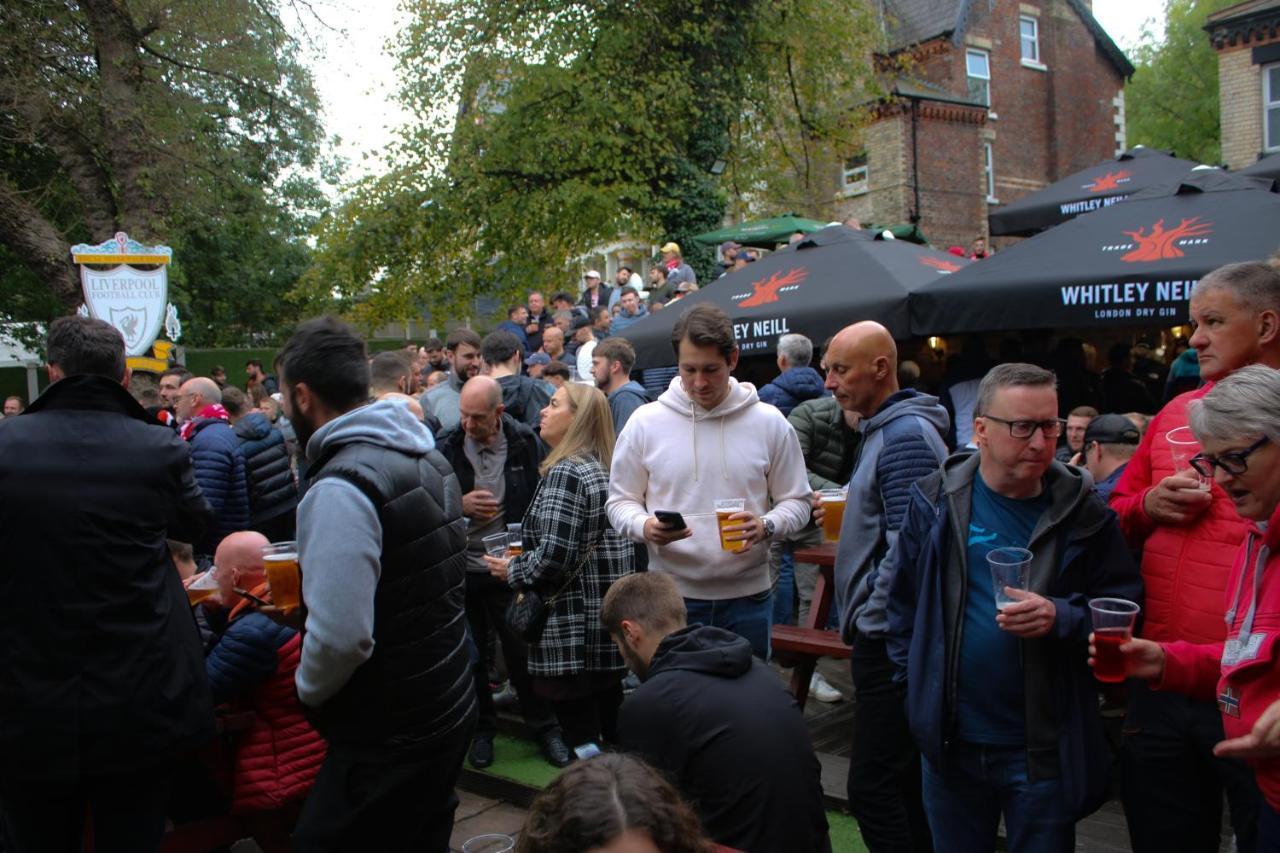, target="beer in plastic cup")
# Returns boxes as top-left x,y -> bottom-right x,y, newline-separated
262,542 -> 301,611
1090,597 -> 1141,683
1166,426 -> 1210,490
462,835 -> 514,853
506,523 -> 523,557
987,547 -> 1032,611
715,498 -> 747,552
186,568 -> 219,606
819,489 -> 846,542
482,533 -> 509,557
